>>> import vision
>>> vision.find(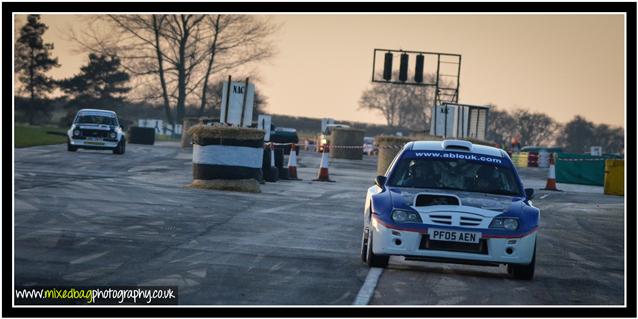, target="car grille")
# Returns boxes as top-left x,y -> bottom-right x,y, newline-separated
419,235 -> 488,255
425,213 -> 485,228
80,129 -> 110,138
